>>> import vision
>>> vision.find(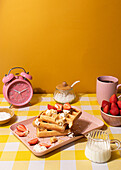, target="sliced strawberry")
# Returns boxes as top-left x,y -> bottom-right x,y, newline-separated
63,103 -> 71,110
39,143 -> 51,148
47,104 -> 57,110
28,138 -> 39,145
109,94 -> 118,103
103,105 -> 110,113
117,101 -> 121,109
101,100 -> 111,109
15,129 -> 26,137
16,124 -> 27,132
110,108 -> 119,116
55,103 -> 63,112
